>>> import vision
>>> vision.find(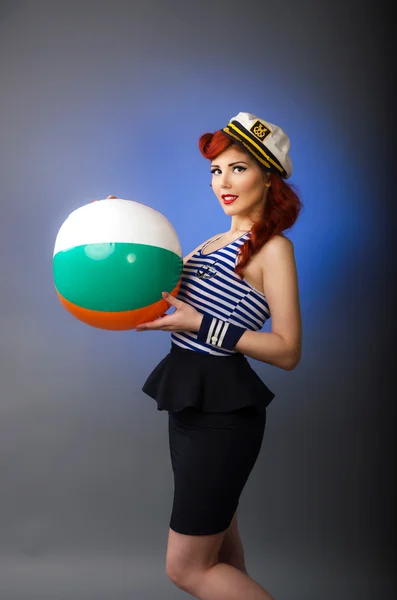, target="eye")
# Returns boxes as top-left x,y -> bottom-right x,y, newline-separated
210,165 -> 246,175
